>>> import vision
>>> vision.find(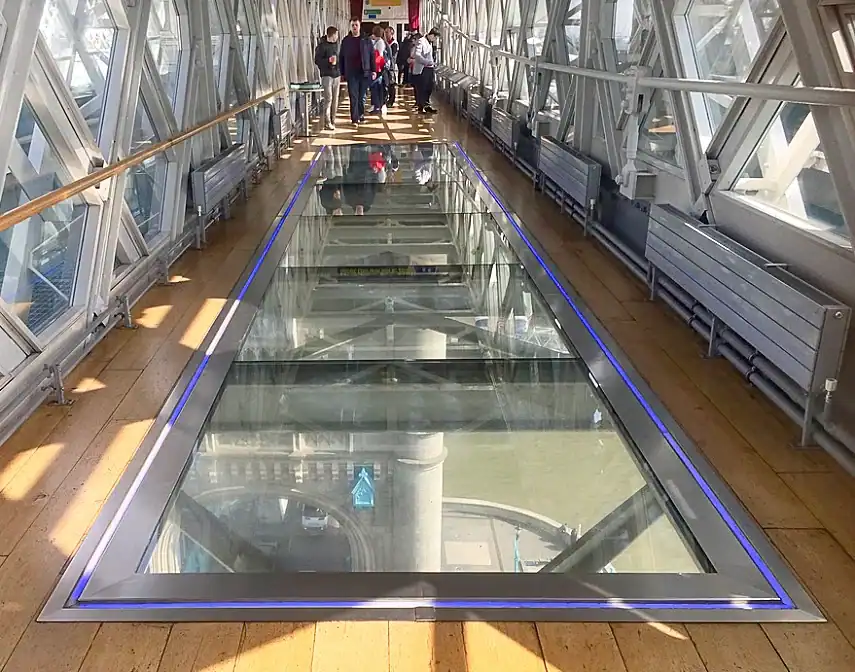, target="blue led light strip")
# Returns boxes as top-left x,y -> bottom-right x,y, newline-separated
71,144 -> 793,614
452,142 -> 793,608
70,149 -> 326,603
78,599 -> 786,611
